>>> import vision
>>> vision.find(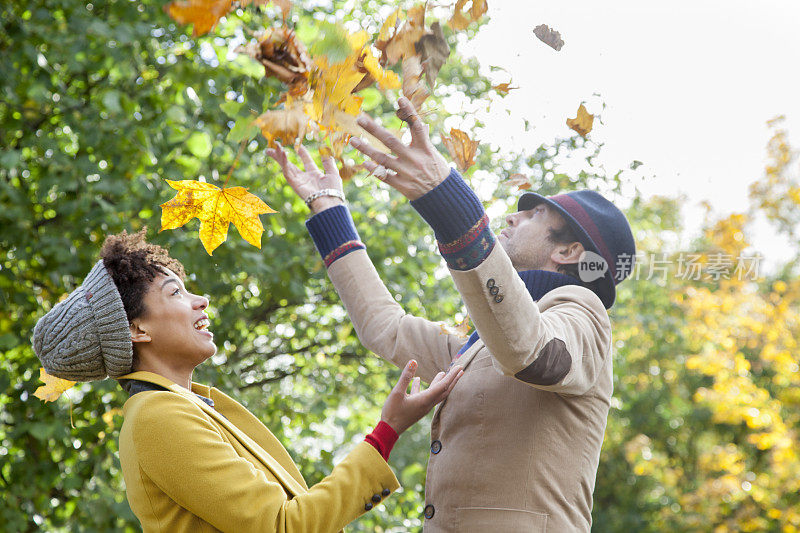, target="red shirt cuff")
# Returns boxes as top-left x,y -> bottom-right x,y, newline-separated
364,420 -> 399,462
